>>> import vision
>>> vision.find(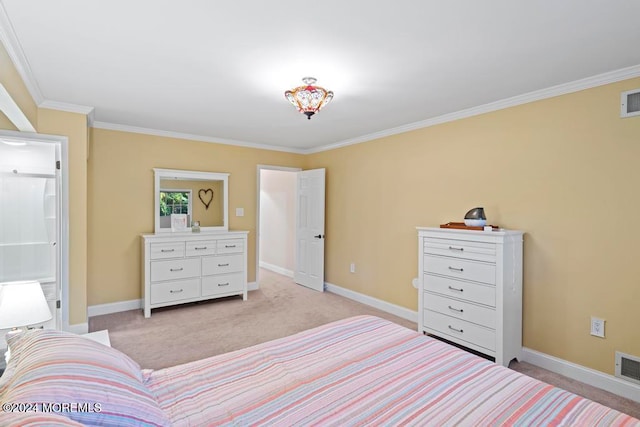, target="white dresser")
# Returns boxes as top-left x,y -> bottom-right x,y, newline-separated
417,227 -> 523,366
141,231 -> 249,318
